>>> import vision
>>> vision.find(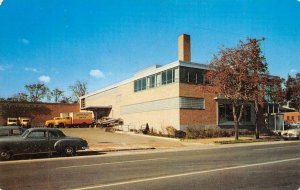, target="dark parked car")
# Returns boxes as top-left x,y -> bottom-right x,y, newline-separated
0,128 -> 88,161
0,126 -> 25,137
